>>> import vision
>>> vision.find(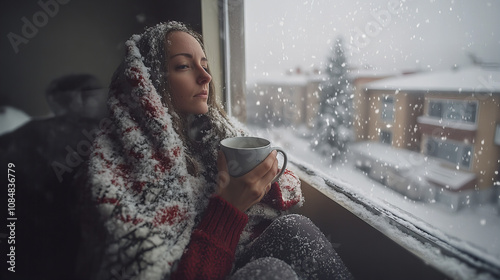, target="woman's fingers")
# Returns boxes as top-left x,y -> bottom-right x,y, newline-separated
217,150 -> 227,172
261,153 -> 279,186
216,149 -> 279,212
247,150 -> 278,179
265,184 -> 272,194
216,151 -> 230,191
